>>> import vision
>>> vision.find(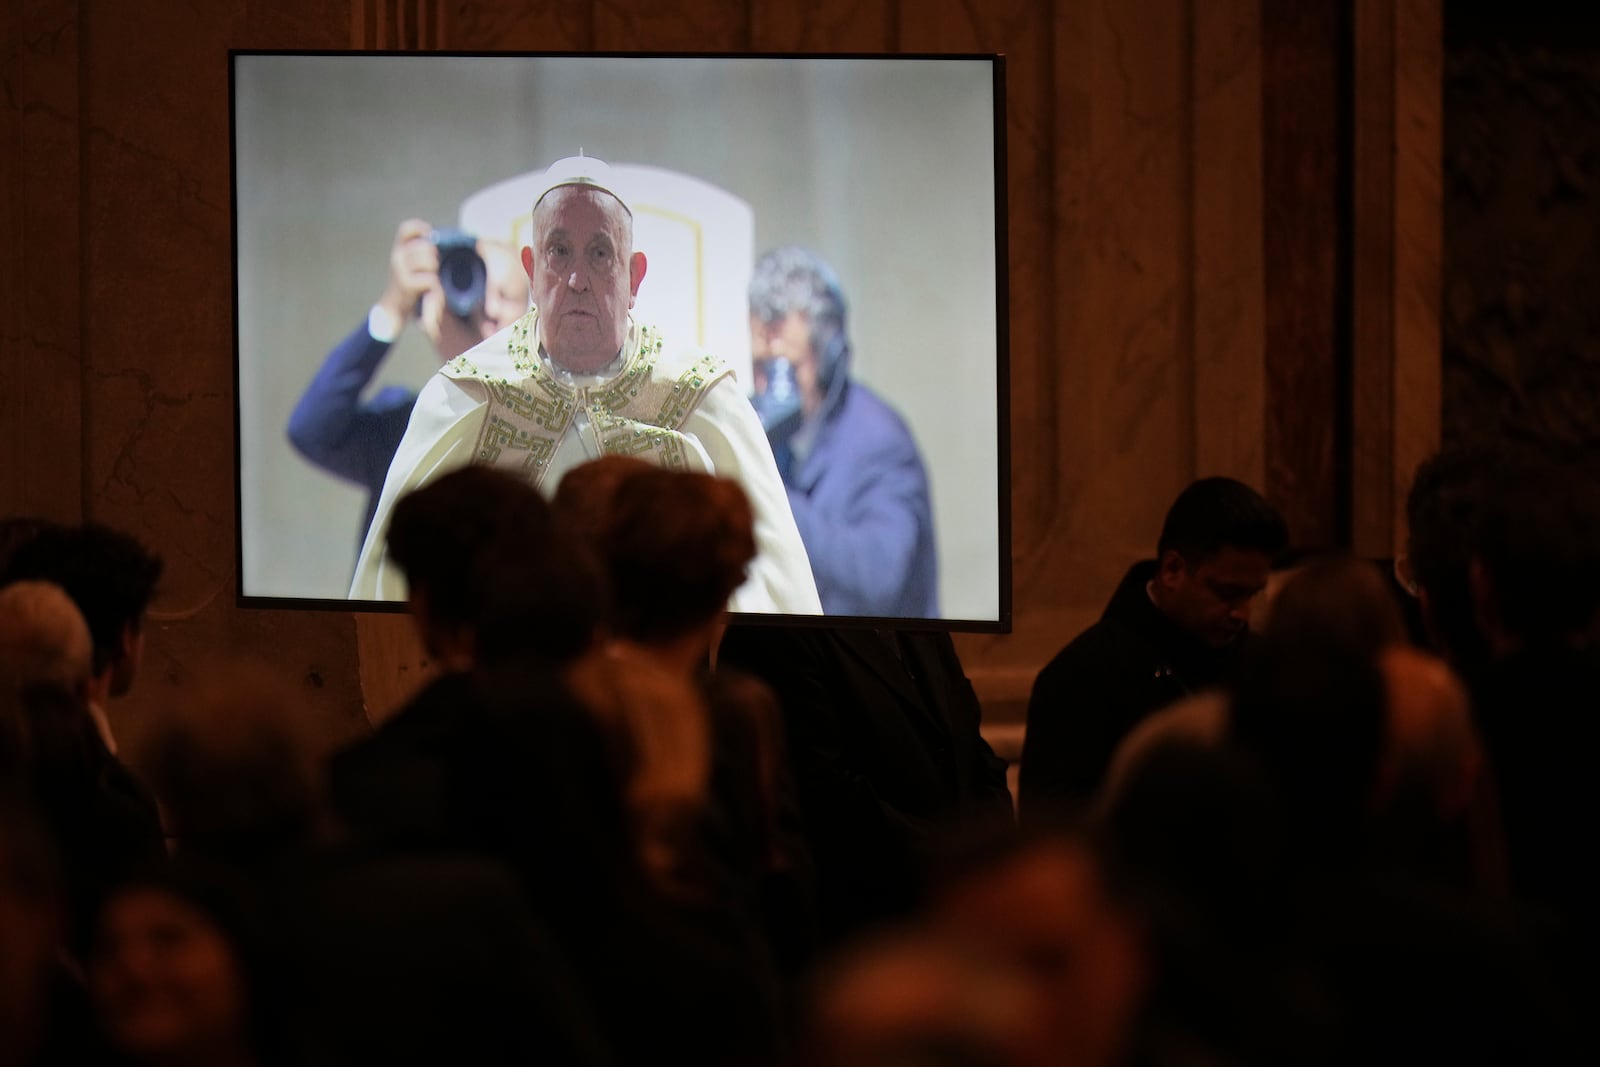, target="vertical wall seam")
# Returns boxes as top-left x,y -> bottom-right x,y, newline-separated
1041,0 -> 1060,529
1179,0 -> 1198,483
77,0 -> 92,521
1333,0 -> 1357,548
